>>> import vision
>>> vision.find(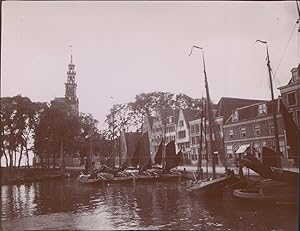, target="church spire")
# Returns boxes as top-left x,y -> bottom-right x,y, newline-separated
65,51 -> 79,115
69,45 -> 73,64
